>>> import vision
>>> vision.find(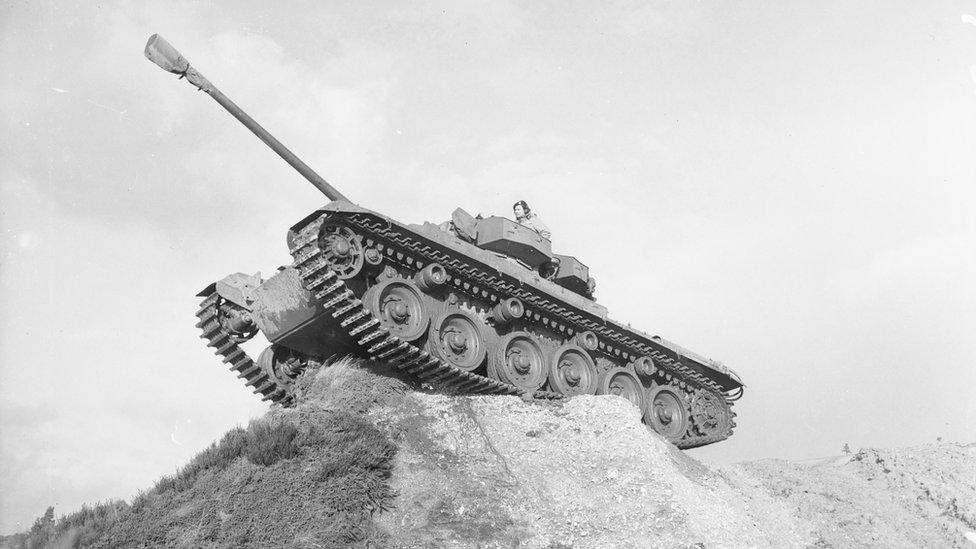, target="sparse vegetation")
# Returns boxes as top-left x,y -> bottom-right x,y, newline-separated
6,506 -> 57,549
3,361 -> 400,548
154,426 -> 248,494
4,501 -> 130,549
